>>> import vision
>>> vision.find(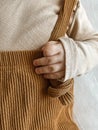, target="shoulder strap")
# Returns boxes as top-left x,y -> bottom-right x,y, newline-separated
48,0 -> 79,105
49,0 -> 79,41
